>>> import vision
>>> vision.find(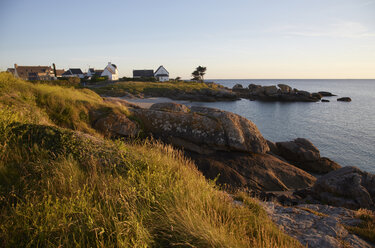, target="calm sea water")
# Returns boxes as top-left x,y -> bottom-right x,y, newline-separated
125,79 -> 375,173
